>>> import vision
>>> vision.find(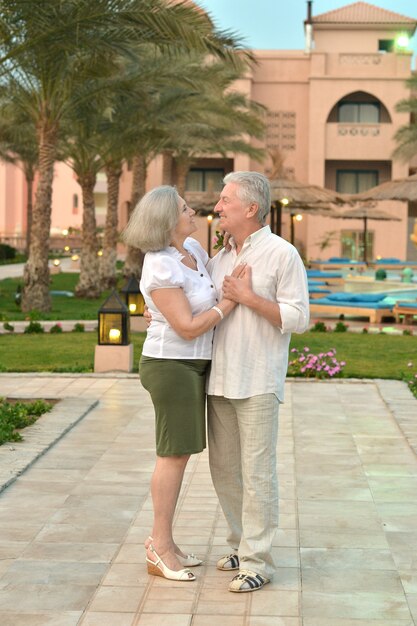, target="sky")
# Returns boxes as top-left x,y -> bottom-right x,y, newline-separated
197,0 -> 417,62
